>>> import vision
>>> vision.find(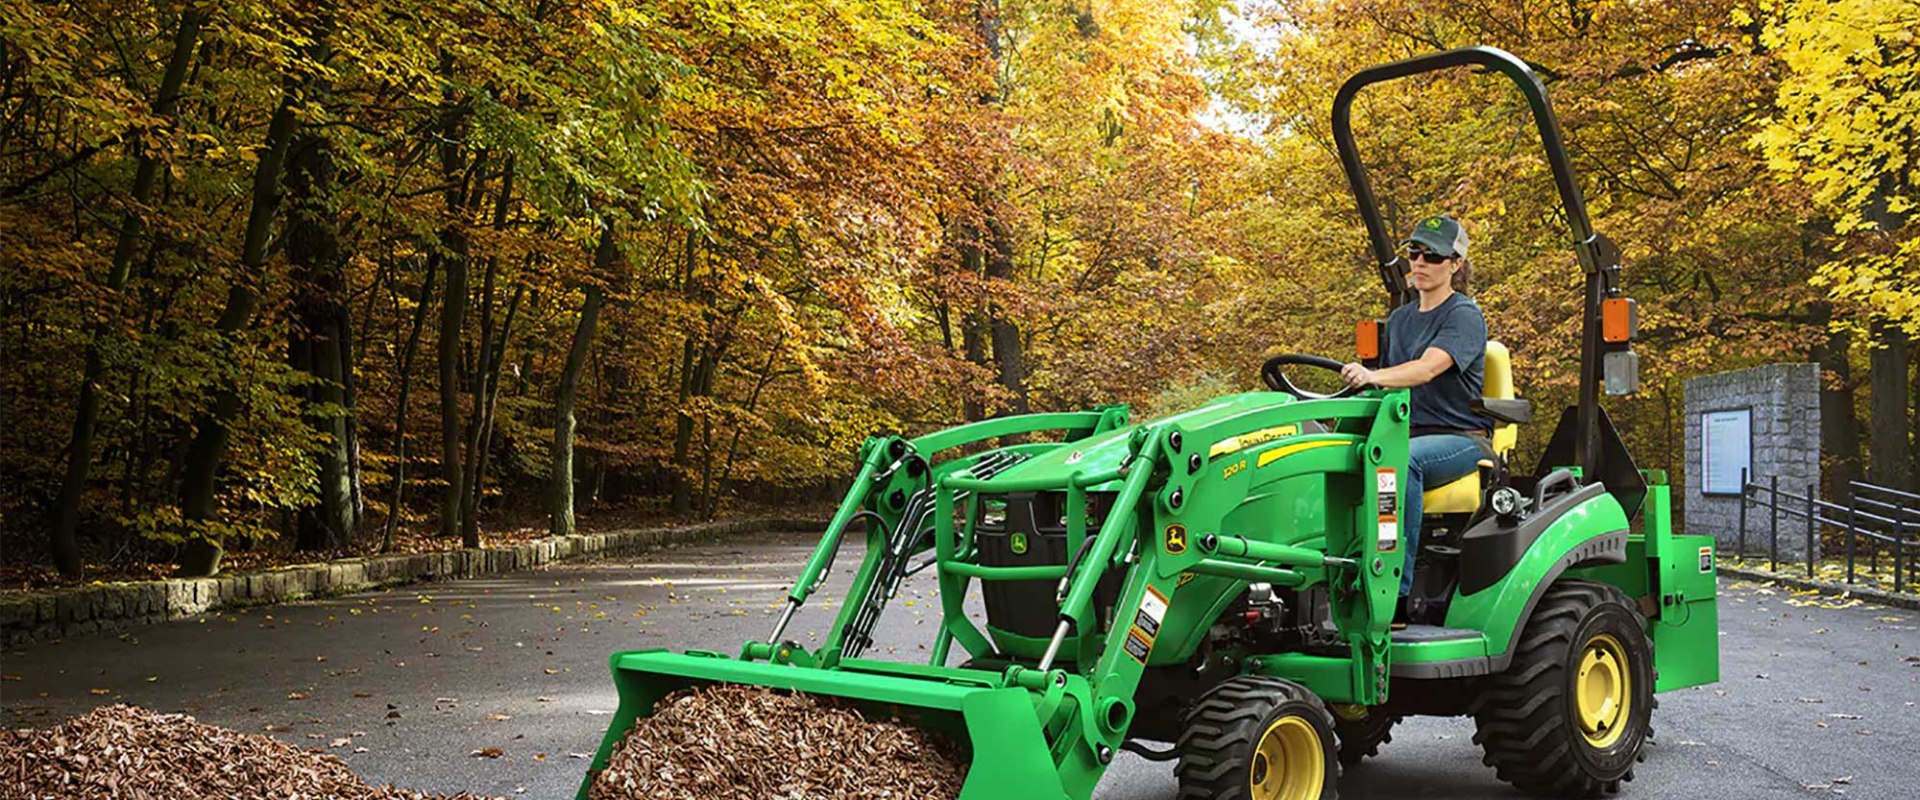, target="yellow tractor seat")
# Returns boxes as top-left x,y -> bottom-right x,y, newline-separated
1422,341 -> 1521,516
